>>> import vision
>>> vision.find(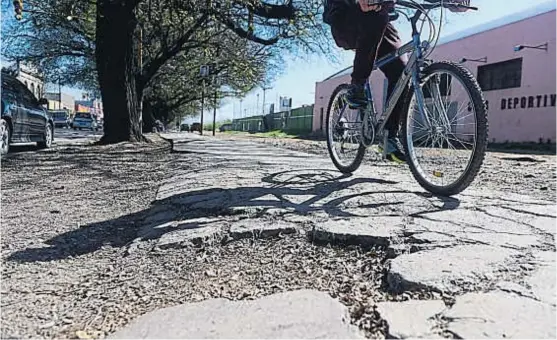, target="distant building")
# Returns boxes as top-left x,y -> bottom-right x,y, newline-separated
313,2 -> 556,143
75,98 -> 103,120
45,92 -> 75,114
5,61 -> 45,100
